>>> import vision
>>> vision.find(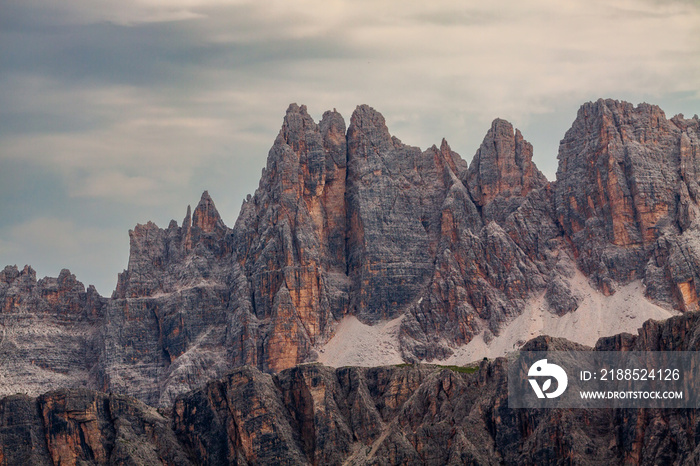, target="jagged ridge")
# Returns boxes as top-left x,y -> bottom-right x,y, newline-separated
1,99 -> 699,407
